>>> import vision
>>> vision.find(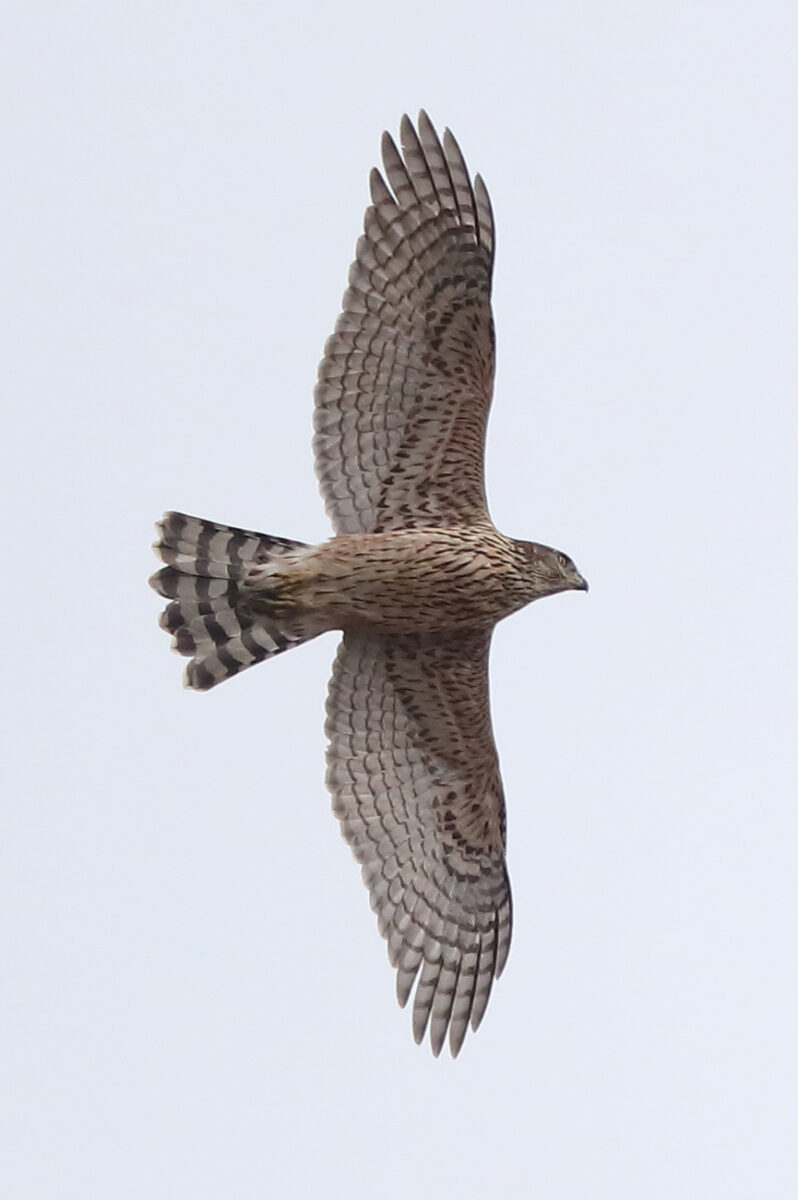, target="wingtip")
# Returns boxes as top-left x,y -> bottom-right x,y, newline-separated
369,166 -> 392,207
399,112 -> 414,143
448,1027 -> 466,1059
